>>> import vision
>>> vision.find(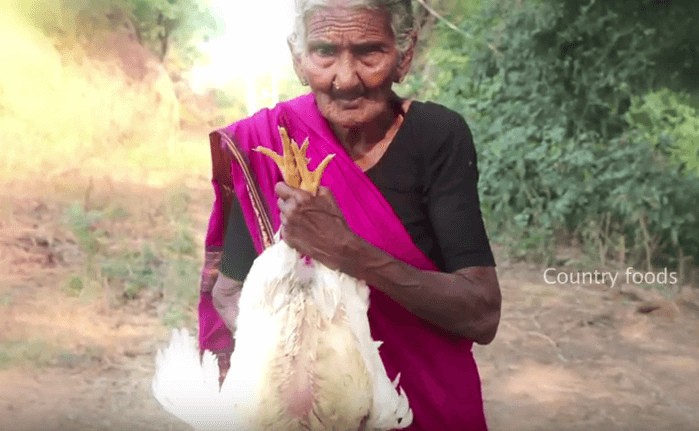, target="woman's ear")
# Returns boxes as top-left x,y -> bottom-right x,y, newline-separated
288,38 -> 309,86
395,31 -> 418,83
